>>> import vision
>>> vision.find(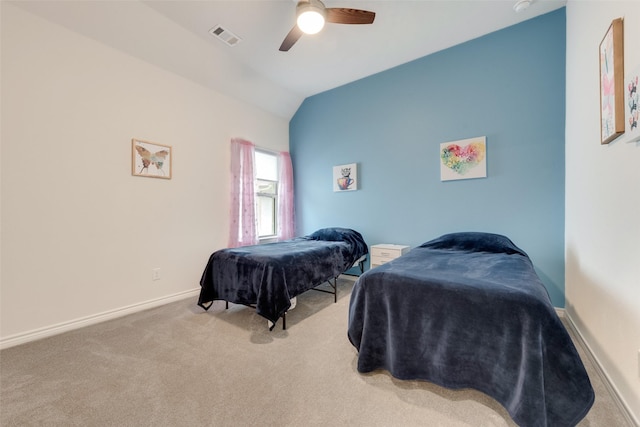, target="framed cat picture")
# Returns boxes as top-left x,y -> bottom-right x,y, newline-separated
333,163 -> 358,192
